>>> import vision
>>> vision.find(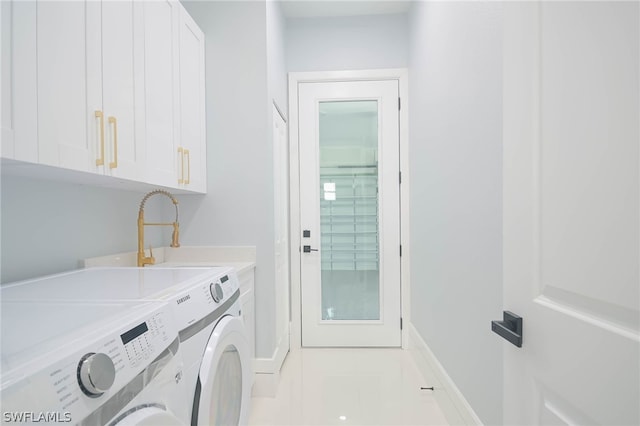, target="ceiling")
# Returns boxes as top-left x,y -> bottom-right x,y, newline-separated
280,0 -> 413,18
